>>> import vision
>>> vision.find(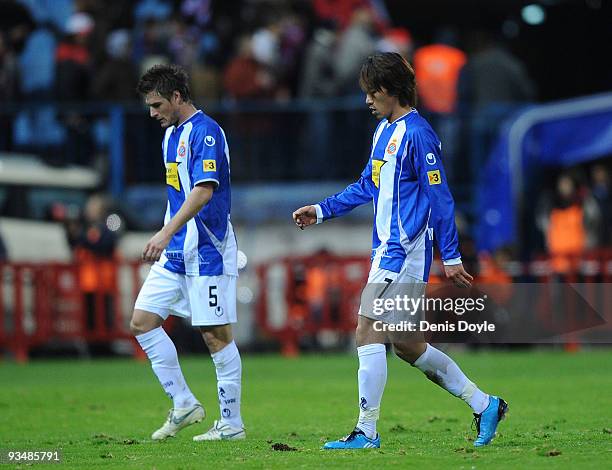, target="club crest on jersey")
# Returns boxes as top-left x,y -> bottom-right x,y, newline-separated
386,140 -> 397,154
204,135 -> 215,146
372,160 -> 386,188
426,152 -> 436,165
177,142 -> 186,158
